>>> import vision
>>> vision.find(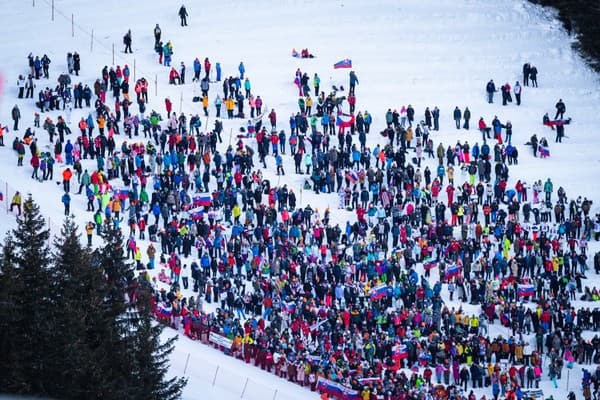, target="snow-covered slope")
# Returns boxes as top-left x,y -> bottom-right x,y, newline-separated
0,0 -> 599,399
